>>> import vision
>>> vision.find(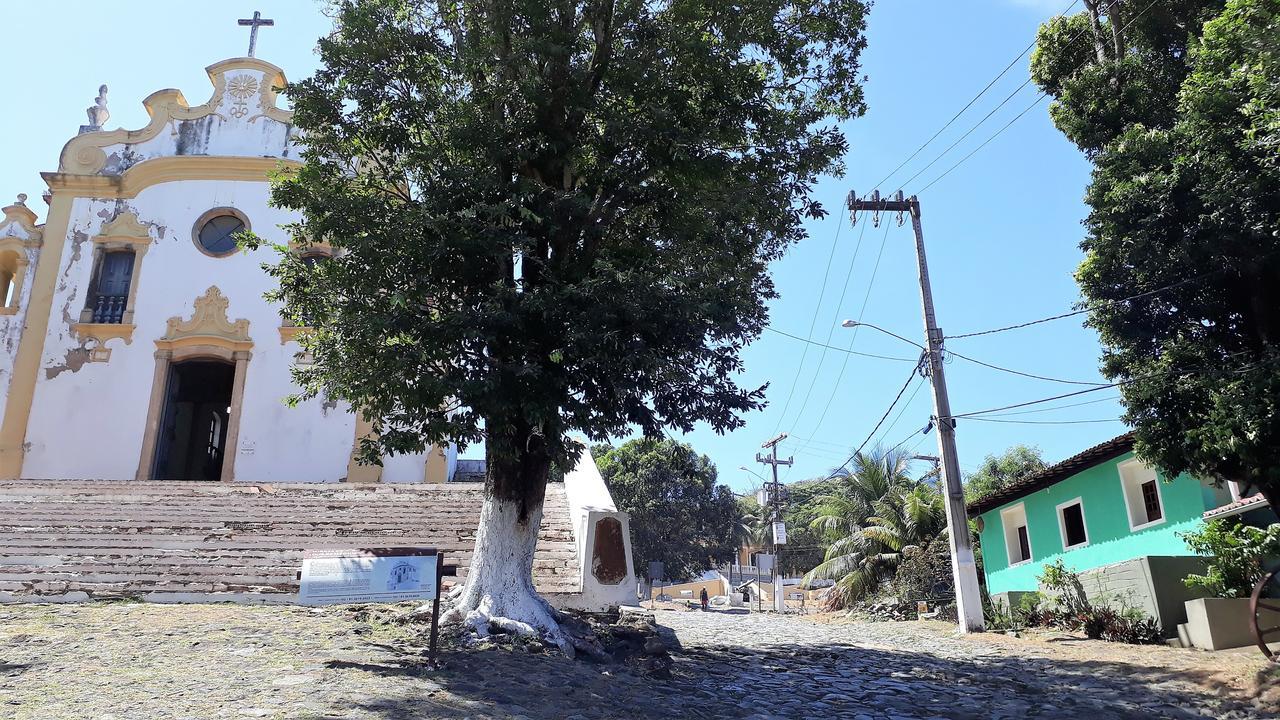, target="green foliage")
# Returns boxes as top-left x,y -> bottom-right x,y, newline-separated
1039,559 -> 1093,616
1181,520 -> 1280,598
983,598 -> 1020,632
248,0 -> 871,509
964,445 -> 1047,504
1033,560 -> 1163,644
893,534 -> 956,605
800,448 -> 945,608
778,475 -> 843,575
734,495 -> 769,552
1033,0 -> 1280,512
596,438 -> 738,582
